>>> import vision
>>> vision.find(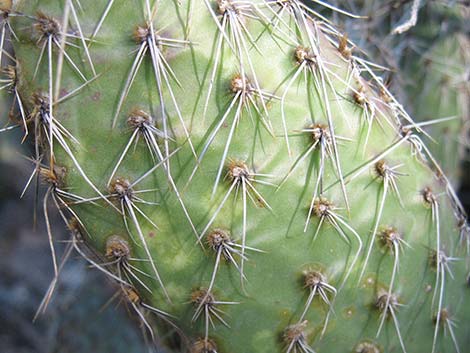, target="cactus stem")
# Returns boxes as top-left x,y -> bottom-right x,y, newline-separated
315,54 -> 351,212
203,0 -> 271,128
39,165 -> 76,278
299,270 -> 337,336
375,289 -> 407,353
32,11 -> 88,101
111,15 -> 196,160
458,217 -> 470,254
198,160 -> 272,287
54,71 -> 102,106
358,162 -> 406,282
377,227 -> 409,342
422,187 -> 444,305
0,8 -> 11,66
354,341 -> 380,353
193,74 -> 277,189
105,177 -> 171,301
191,288 -> 239,341
6,1 -> 469,350
354,85 -> 376,155
121,284 -> 176,346
72,157 -> 181,298
107,109 -> 200,243
279,54 -> 310,156
88,0 -> 115,44
191,337 -> 218,353
202,75 -> 275,197
199,160 -> 272,291
302,124 -> 350,231
104,235 -> 156,294
374,160 -> 406,204
308,197 -> 362,288
71,230 -> 132,287
430,250 -> 458,308
283,320 -> 316,353
430,250 -> 459,353
337,34 -> 352,60
0,65 -> 29,141
353,83 -> 397,156
67,0 -> 96,76
343,133 -> 410,186
31,92 -> 120,211
205,228 -> 264,296
350,55 -> 415,128
433,308 -> 461,353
